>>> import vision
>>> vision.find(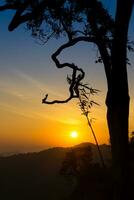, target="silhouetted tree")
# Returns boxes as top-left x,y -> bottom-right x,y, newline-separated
0,0 -> 134,199
107,1 -> 133,199
61,145 -> 93,179
61,145 -> 111,200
